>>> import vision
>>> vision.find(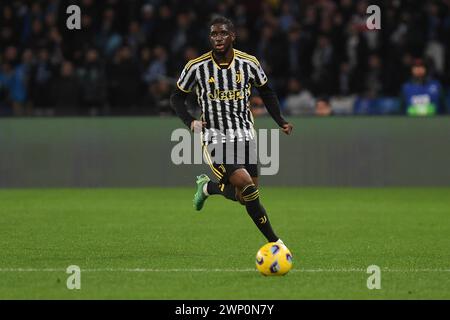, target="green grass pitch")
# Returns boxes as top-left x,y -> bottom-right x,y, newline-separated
0,187 -> 449,299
